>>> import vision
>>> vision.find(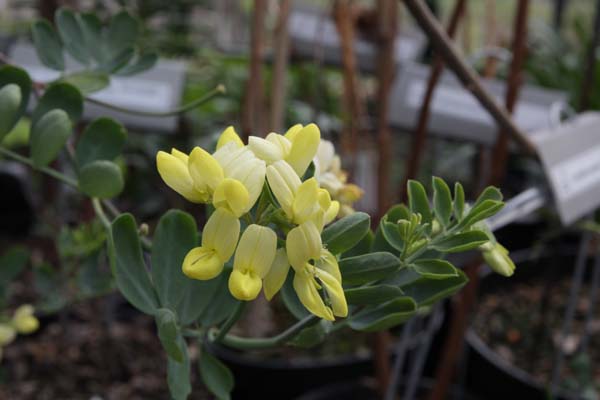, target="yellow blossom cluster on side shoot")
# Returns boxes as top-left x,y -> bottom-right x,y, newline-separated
156,124 -> 357,321
0,305 -> 39,361
313,139 -> 364,217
